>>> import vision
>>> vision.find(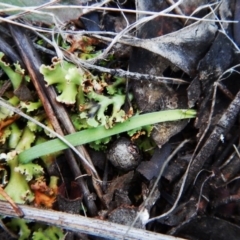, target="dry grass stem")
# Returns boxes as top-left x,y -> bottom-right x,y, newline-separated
144,139 -> 190,224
